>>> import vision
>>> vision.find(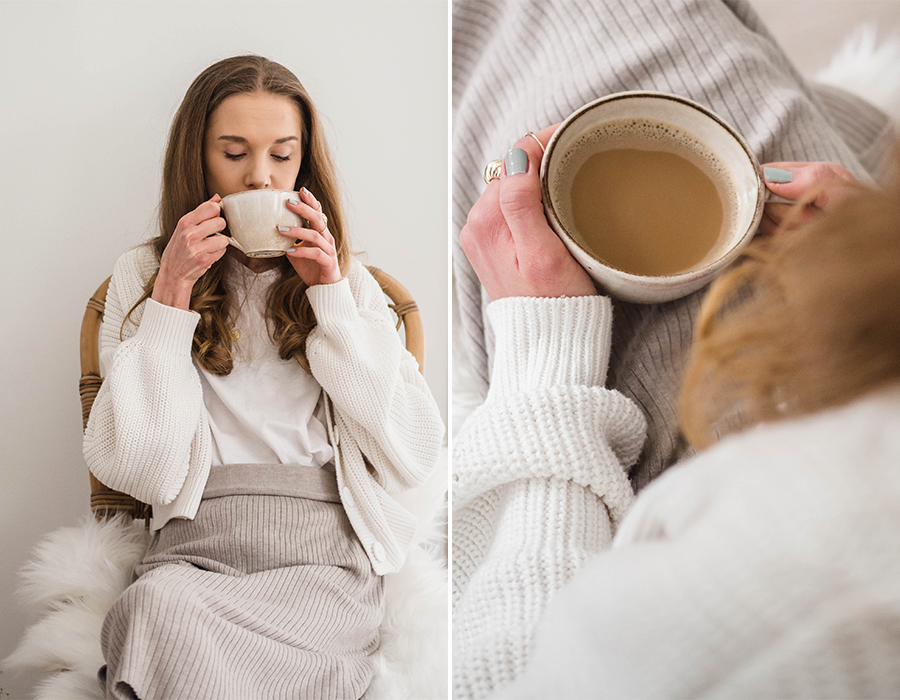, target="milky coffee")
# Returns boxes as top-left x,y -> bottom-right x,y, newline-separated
550,118 -> 739,277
